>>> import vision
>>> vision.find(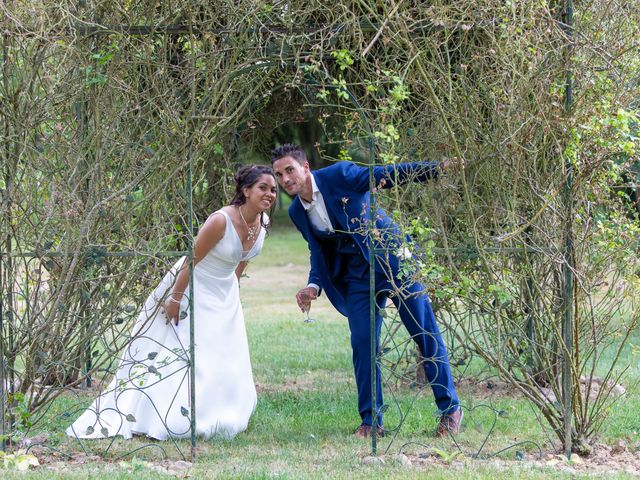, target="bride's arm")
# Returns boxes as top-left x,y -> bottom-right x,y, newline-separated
164,212 -> 226,324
